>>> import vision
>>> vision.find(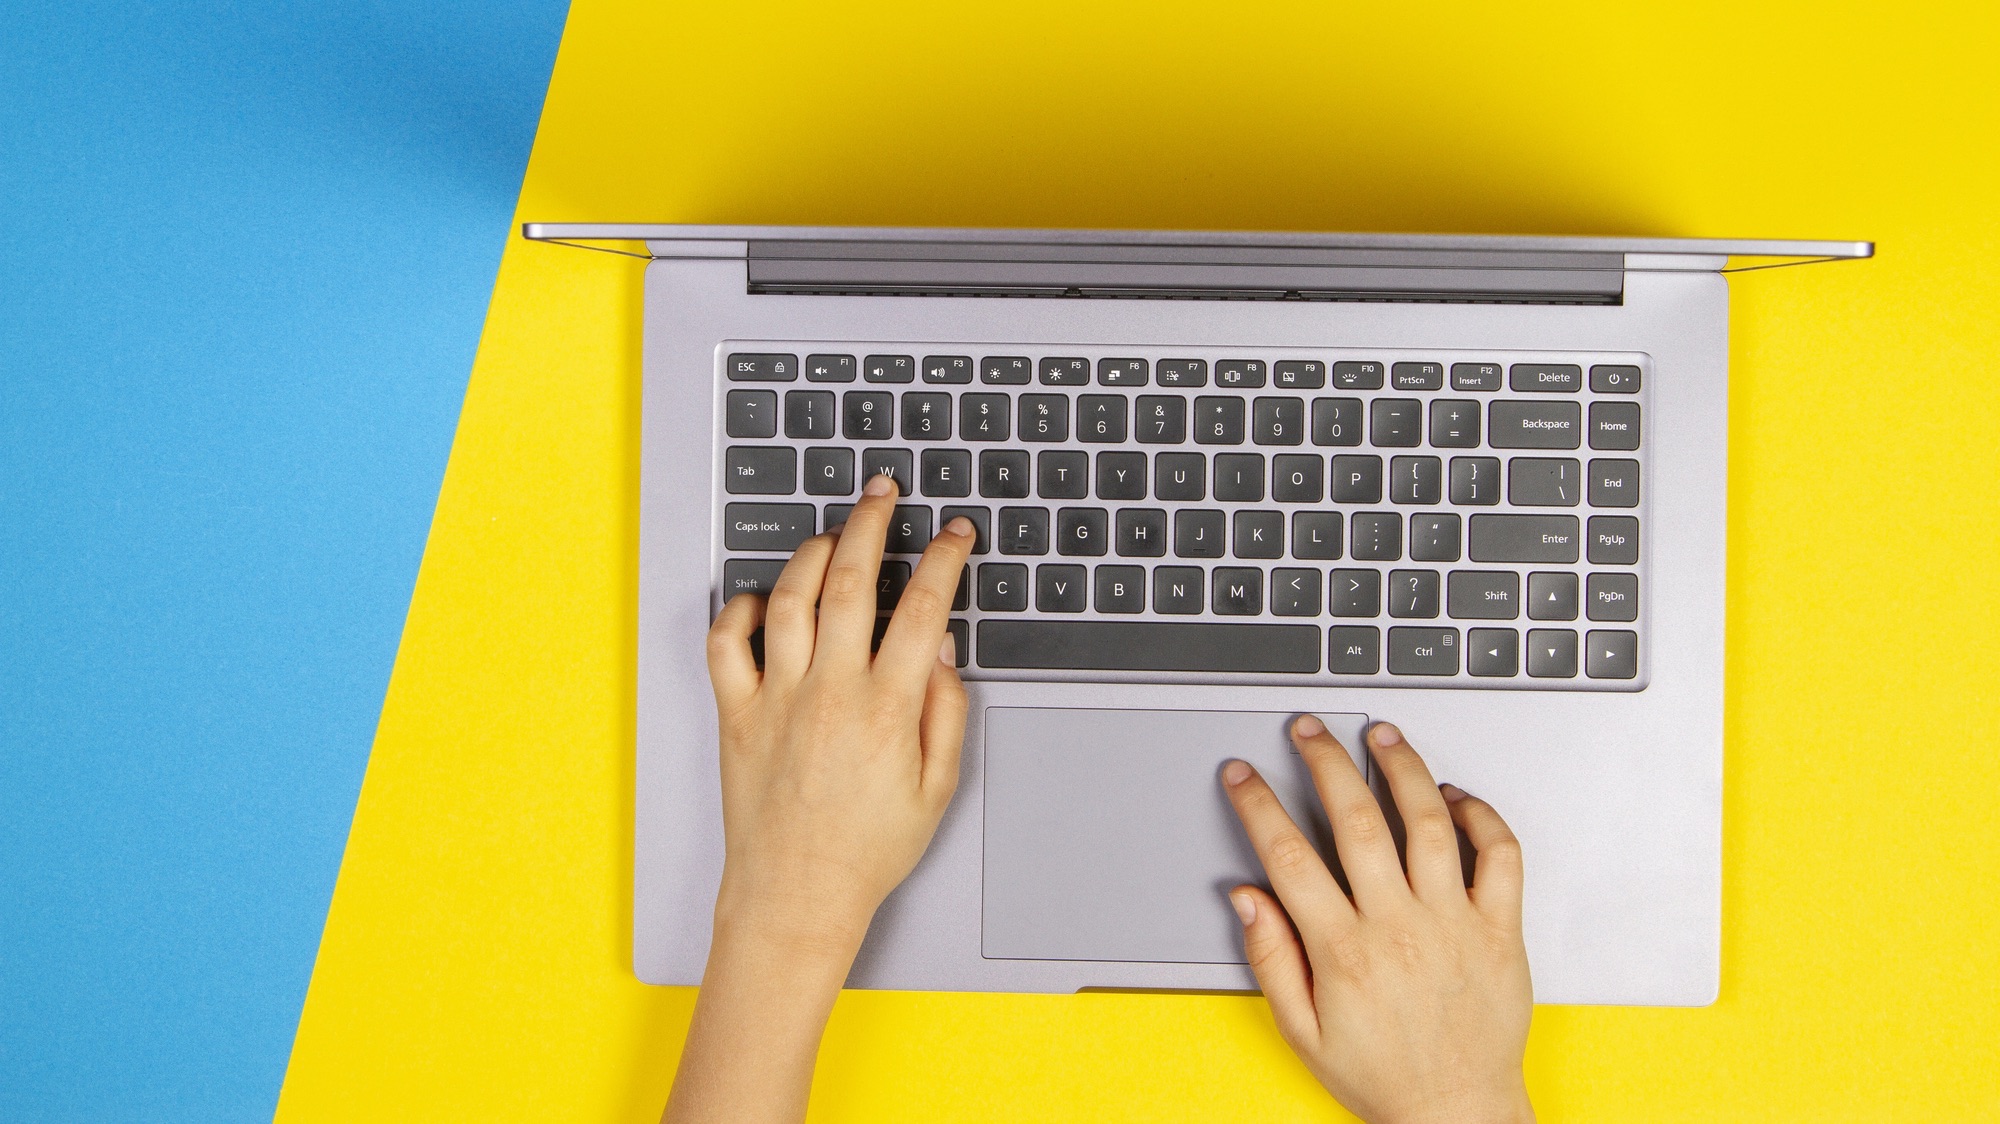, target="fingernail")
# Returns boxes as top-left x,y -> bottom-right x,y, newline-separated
1440,783 -> 1468,803
1229,891 -> 1256,926
939,636 -> 957,664
1370,721 -> 1403,746
944,516 -> 974,537
1221,759 -> 1252,786
1294,714 -> 1325,737
863,474 -> 895,496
